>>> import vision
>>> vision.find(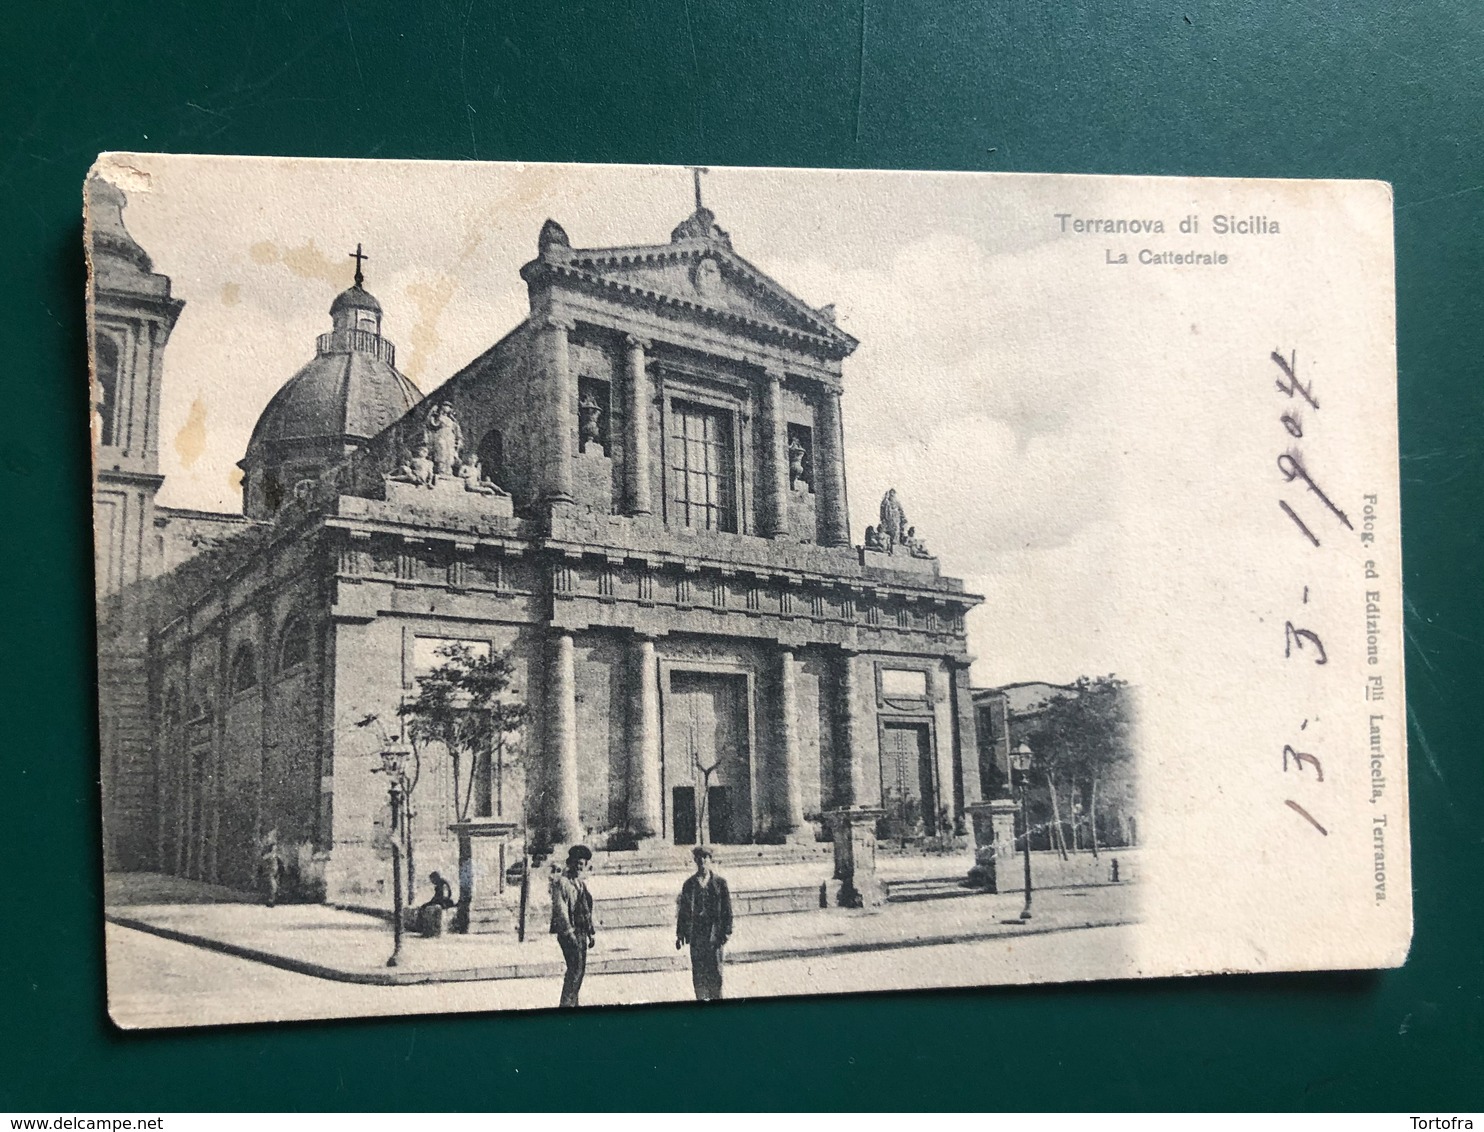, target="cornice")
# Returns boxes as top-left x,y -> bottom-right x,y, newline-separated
523,244 -> 859,361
